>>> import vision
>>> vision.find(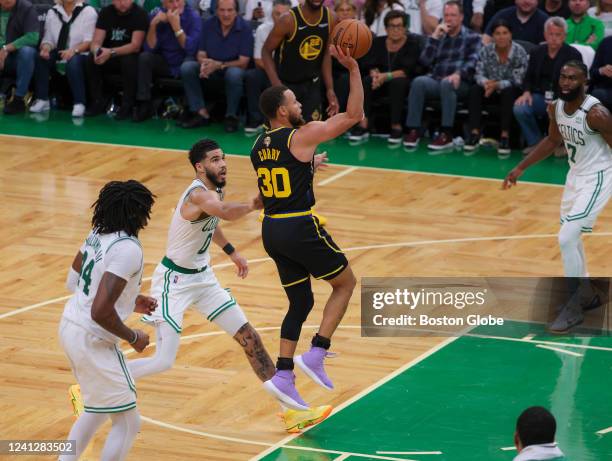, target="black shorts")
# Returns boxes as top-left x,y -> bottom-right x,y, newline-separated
262,212 -> 348,287
284,79 -> 322,122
